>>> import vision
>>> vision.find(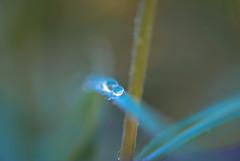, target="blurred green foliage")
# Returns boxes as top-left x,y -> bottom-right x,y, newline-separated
0,0 -> 240,161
